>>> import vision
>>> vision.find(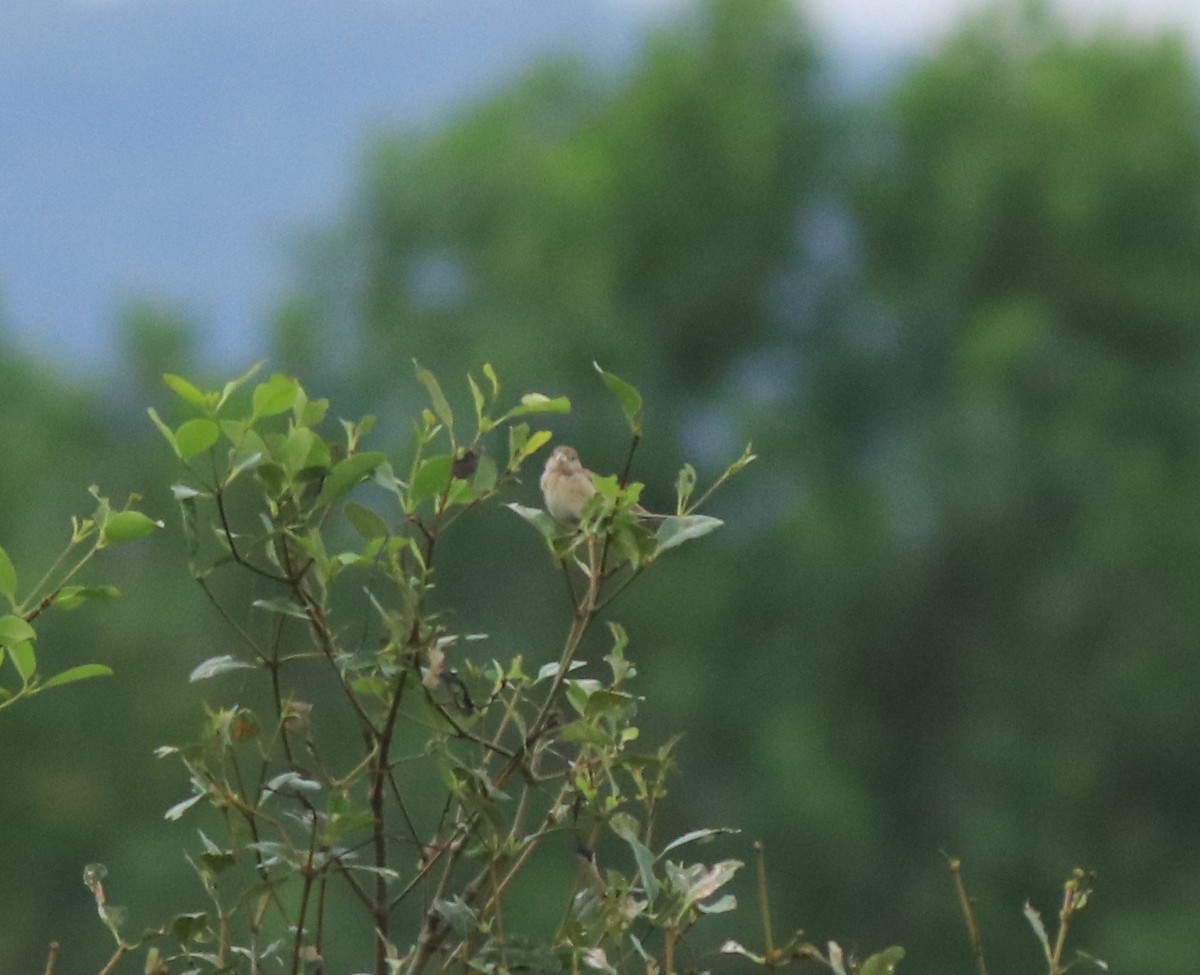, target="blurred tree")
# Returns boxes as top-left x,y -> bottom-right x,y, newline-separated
288,0 -> 822,409
834,3 -> 1200,967
271,0 -> 1200,969
119,301 -> 197,398
6,0 -> 1200,971
0,309 -> 211,972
